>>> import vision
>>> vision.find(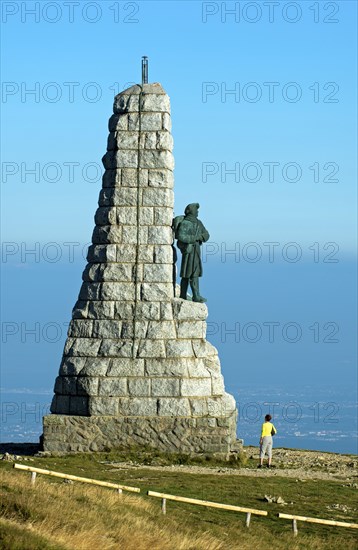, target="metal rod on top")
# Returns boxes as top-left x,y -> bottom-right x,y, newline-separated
142,56 -> 148,85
